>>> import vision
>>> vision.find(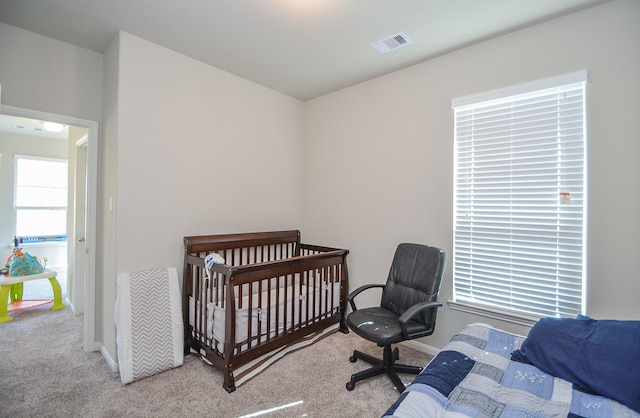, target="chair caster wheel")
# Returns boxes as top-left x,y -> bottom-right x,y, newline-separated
346,381 -> 355,391
349,355 -> 357,363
